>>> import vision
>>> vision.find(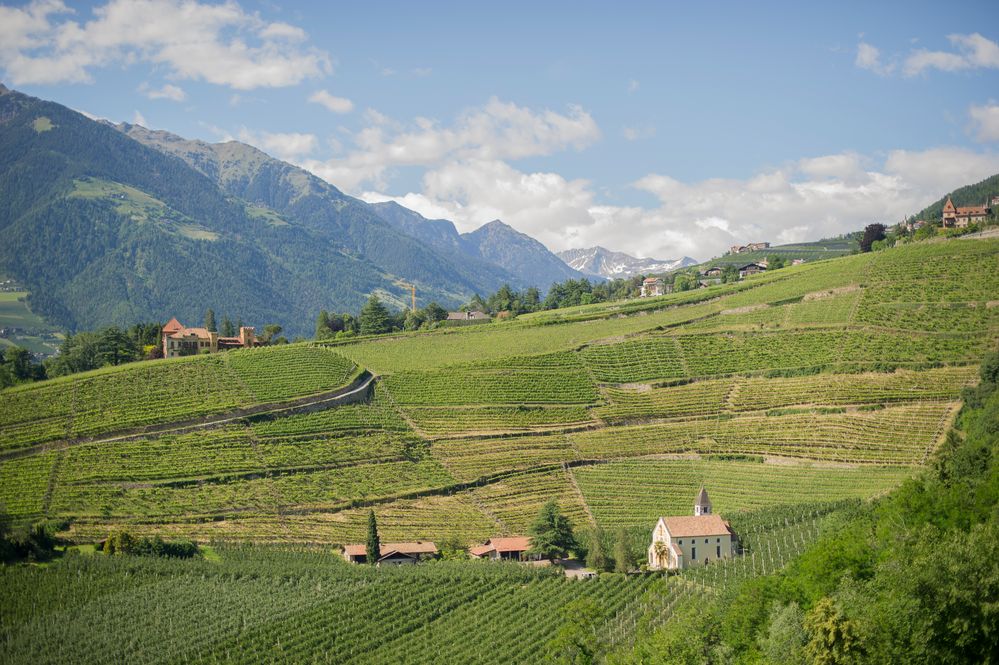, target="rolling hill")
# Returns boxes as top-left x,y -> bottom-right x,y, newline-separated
1,235 -> 997,662
1,236 -> 995,545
